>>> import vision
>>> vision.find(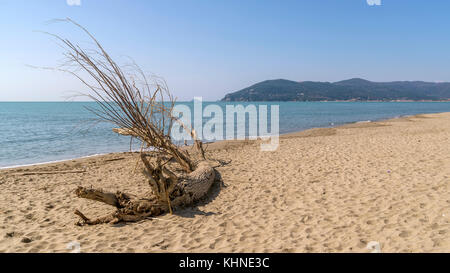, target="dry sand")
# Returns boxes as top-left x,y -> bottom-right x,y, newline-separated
0,112 -> 449,253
